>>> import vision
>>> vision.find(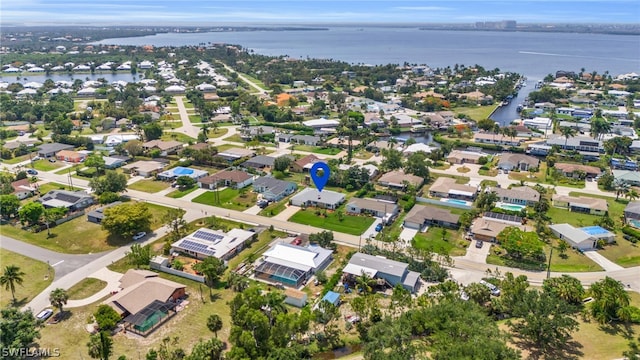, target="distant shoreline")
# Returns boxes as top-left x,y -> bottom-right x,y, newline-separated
418,27 -> 640,36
